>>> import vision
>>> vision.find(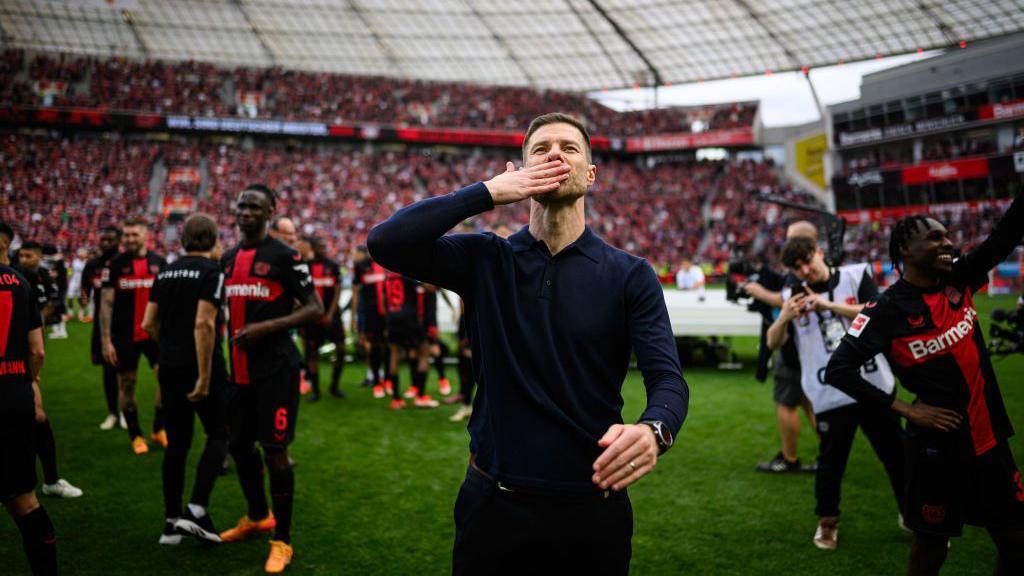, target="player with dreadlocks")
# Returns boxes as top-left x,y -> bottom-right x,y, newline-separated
825,200 -> 1024,575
